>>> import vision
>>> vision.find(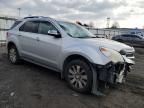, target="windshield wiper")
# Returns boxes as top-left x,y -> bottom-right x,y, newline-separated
77,36 -> 97,38
77,37 -> 90,38
91,36 -> 97,38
